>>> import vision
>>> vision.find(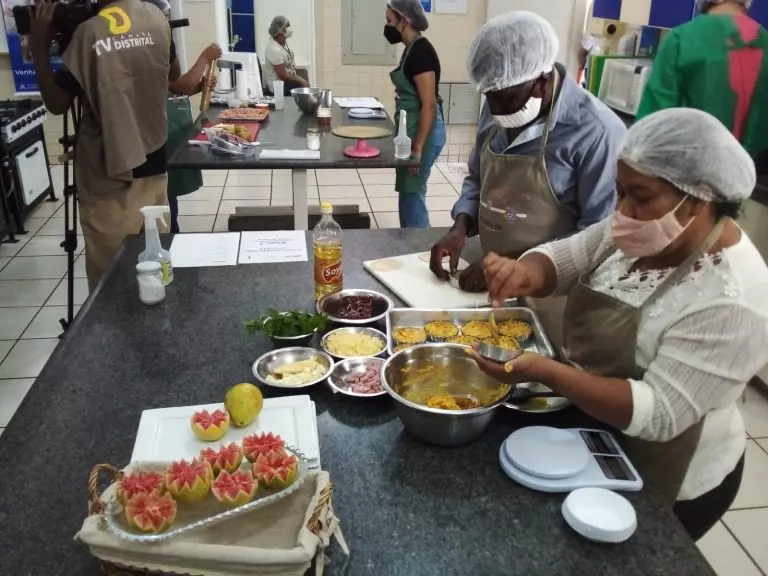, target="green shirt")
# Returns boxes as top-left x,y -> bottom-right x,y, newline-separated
637,14 -> 768,161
